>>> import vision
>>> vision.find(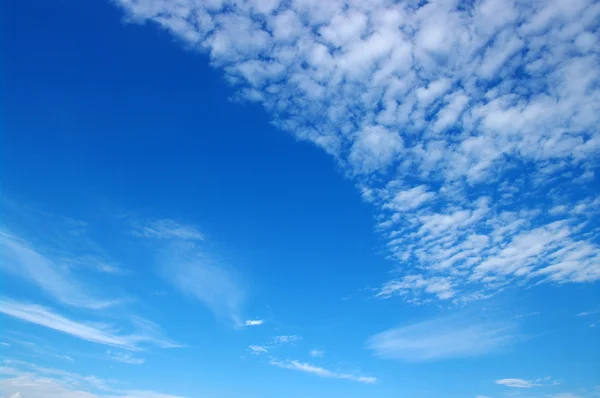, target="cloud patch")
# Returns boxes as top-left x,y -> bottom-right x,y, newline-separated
132,219 -> 204,241
367,314 -> 516,361
0,231 -> 121,310
269,358 -> 376,384
113,0 -> 600,303
248,345 -> 268,354
309,349 -> 324,358
0,360 -> 183,398
0,298 -> 179,351
134,219 -> 246,326
495,378 -> 539,388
